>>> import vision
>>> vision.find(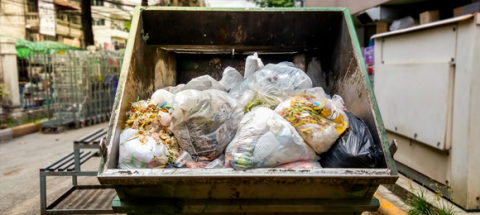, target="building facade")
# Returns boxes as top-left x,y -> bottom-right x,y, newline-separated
91,0 -> 130,50
0,0 -> 132,49
0,0 -> 82,45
